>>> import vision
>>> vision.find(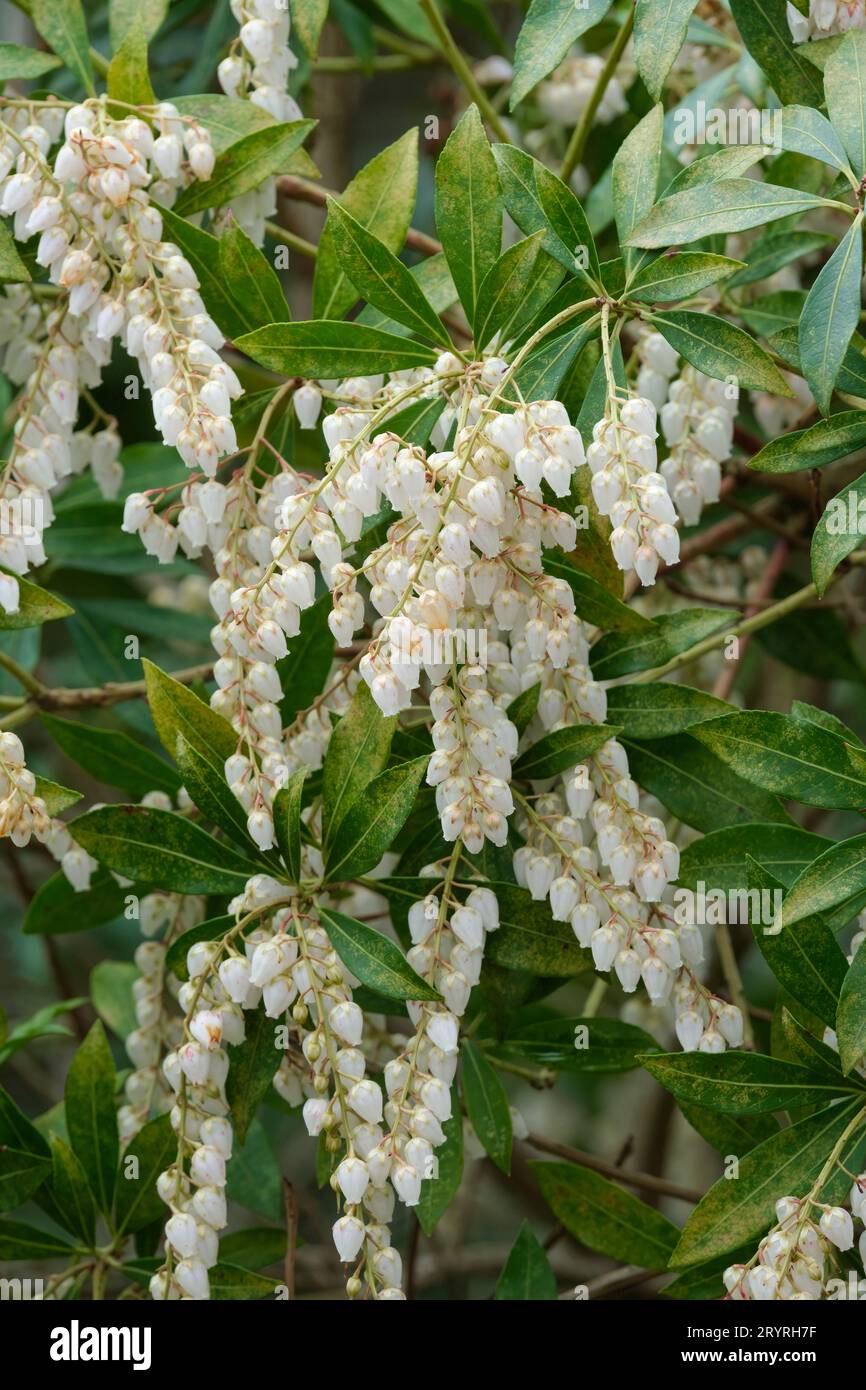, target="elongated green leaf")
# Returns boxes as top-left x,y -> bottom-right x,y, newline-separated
172,95 -> 276,155
532,1161 -> 680,1268
107,17 -> 156,106
749,410 -> 866,474
152,204 -> 249,340
474,233 -> 553,351
534,164 -> 599,282
679,1104 -> 779,1159
109,0 -> 167,49
781,834 -> 866,931
435,105 -> 502,326
634,0 -> 698,98
613,104 -> 664,274
0,1147 -> 51,1214
812,476 -> 866,596
629,179 -> 832,248
90,961 -> 138,1041
749,858 -> 848,1027
315,129 -> 419,321
65,1022 -> 118,1216
494,1016 -> 661,1074
729,229 -> 834,289
289,0 -> 329,57
678,823 -> 831,895
729,0 -> 824,106
143,658 -> 240,766
799,215 -> 863,414
417,1086 -> 463,1236
651,309 -> 793,395
738,289 -> 806,341
825,29 -> 866,177
0,571 -> 72,630
512,312 -> 599,403
326,199 -> 450,346
837,940 -> 866,1075
41,714 -> 180,799
174,732 -> 260,854
226,1004 -> 283,1144
0,1218 -> 74,1261
462,1040 -> 512,1174
775,104 -> 854,176
627,251 -> 744,303
23,868 -> 133,937
36,776 -> 81,817
544,553 -> 654,634
219,222 -> 289,327
236,320 -> 436,377
0,1086 -> 49,1162
175,120 -> 316,215
0,223 -> 31,286
48,1136 -> 95,1245
495,1220 -> 556,1300
322,681 -> 395,842
512,723 -> 618,781
31,0 -> 95,95
670,1100 -> 863,1269
591,607 -> 735,680
273,770 -> 306,885
114,1113 -> 175,1235
484,884 -> 591,977
0,998 -> 83,1066
0,41 -> 63,80
642,1051 -> 854,1115
624,734 -> 790,833
692,711 -> 866,810
492,145 -> 585,275
510,0 -> 613,109
324,756 -> 426,882
319,906 -> 439,1001
72,805 -> 263,894
219,1225 -> 287,1270
604,684 -> 732,739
